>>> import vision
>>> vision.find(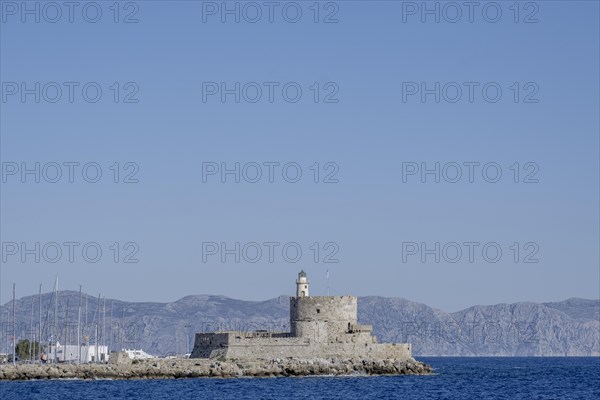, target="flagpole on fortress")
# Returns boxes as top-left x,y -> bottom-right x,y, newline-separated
326,270 -> 330,296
